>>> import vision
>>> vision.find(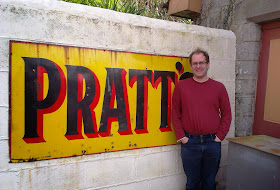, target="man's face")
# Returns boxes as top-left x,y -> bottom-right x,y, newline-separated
190,53 -> 209,80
